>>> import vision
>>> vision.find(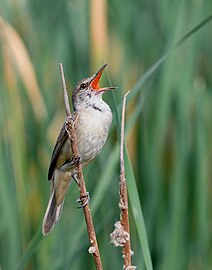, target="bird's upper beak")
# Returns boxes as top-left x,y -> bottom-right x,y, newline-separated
90,64 -> 117,91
